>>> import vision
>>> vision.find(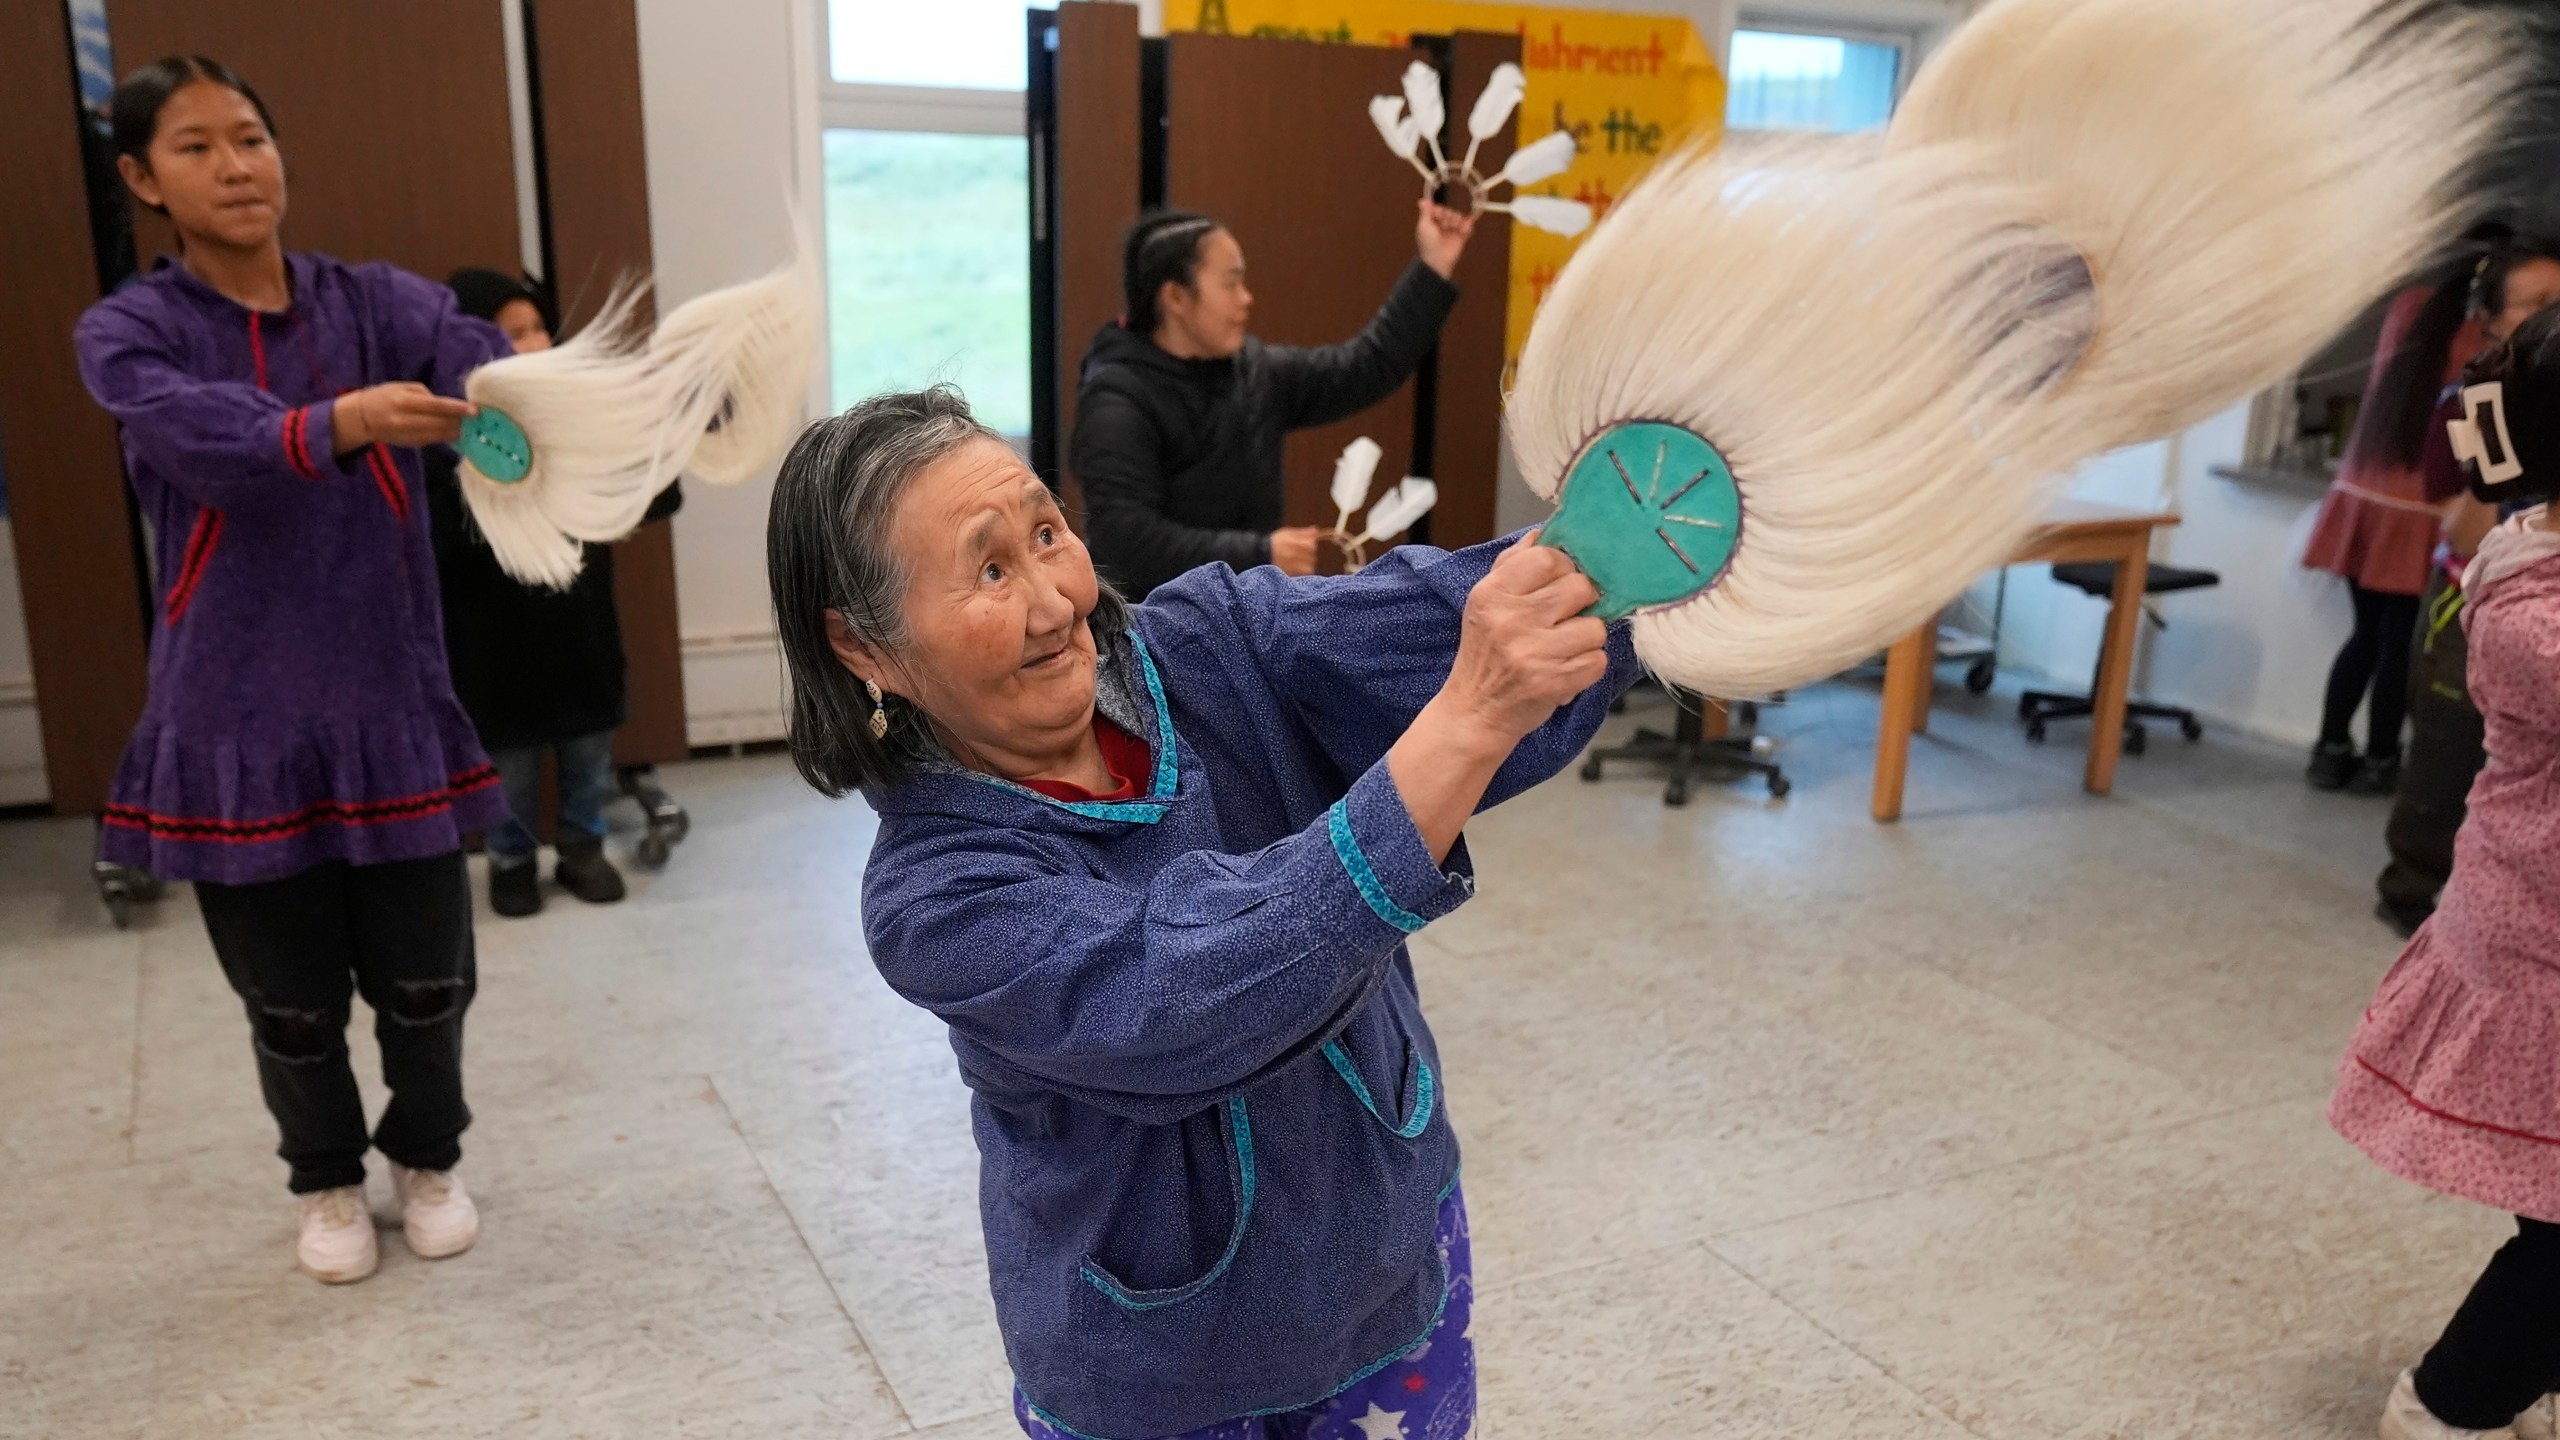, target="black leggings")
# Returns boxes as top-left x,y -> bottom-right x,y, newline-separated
2415,1217 -> 2560,1429
2321,582 -> 2422,755
195,852 -> 476,1193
